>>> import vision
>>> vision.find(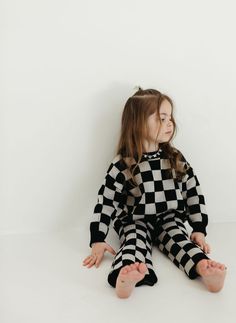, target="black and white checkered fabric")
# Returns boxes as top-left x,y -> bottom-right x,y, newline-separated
107,213 -> 209,287
90,148 -> 208,247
